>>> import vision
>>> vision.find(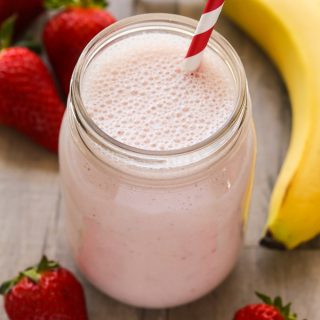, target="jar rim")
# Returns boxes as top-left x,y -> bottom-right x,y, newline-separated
70,13 -> 248,164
